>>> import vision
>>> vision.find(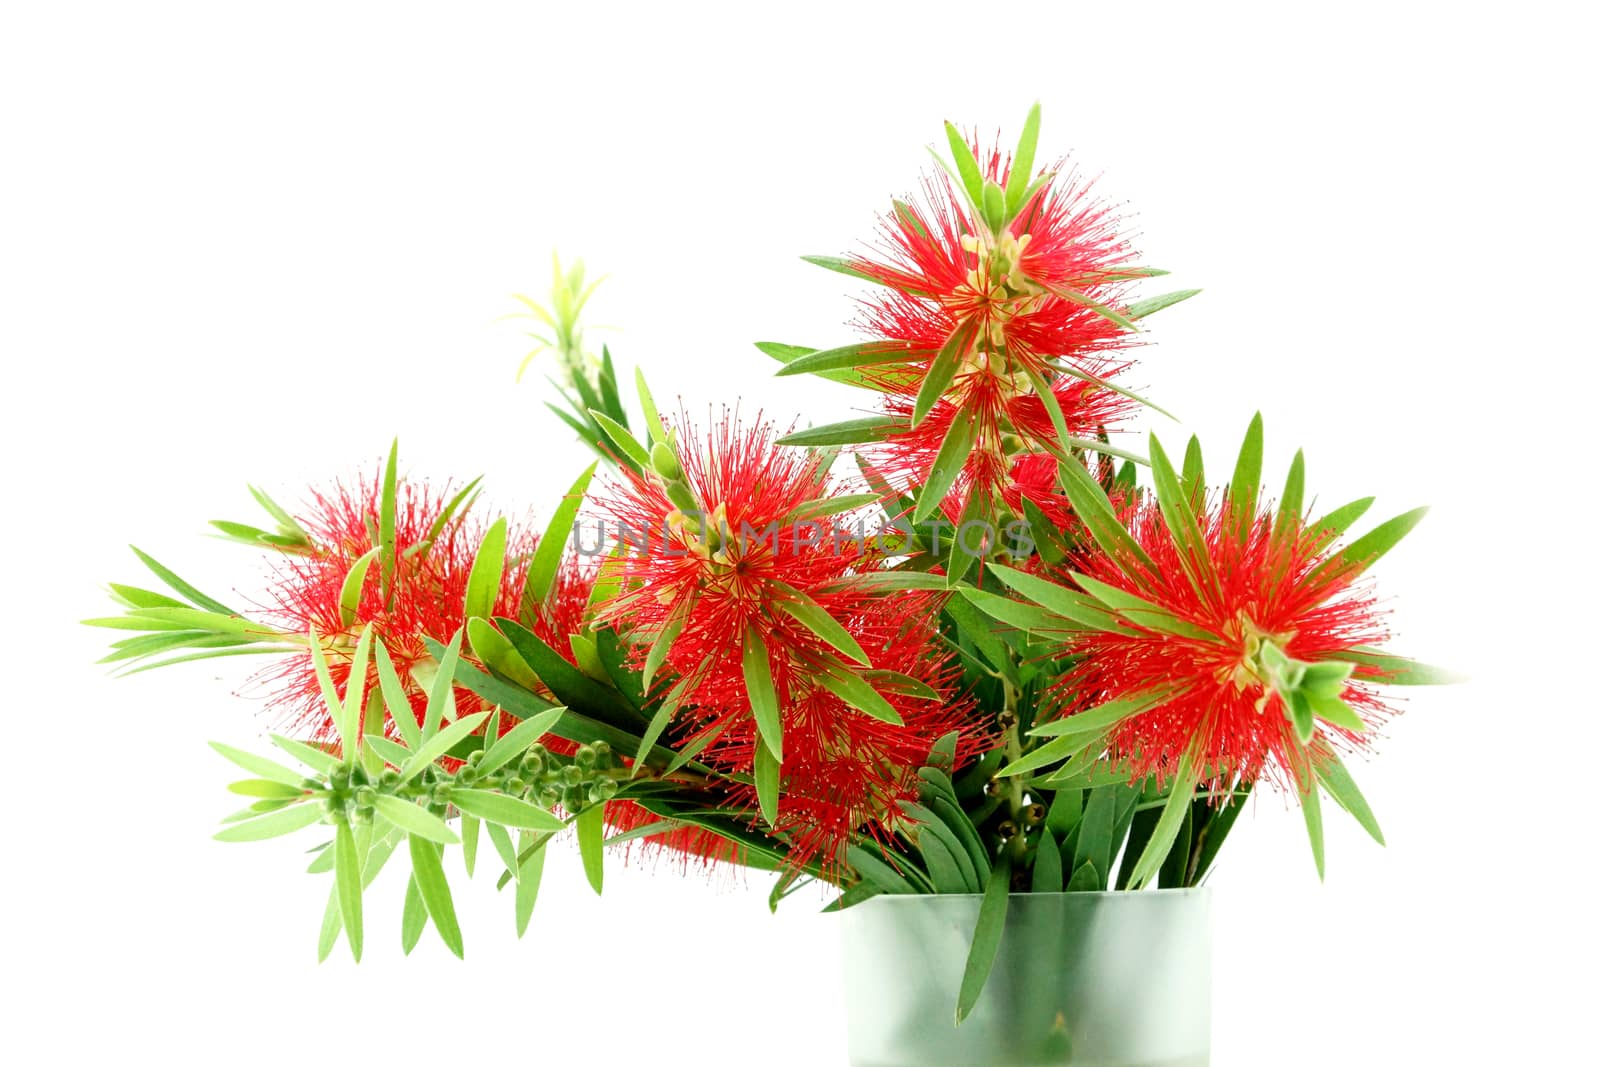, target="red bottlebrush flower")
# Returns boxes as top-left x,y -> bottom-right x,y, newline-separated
863,372 -> 1133,520
253,470 -> 536,746
848,151 -> 1139,410
704,595 -> 991,873
1057,497 -> 1396,793
592,413 -> 881,723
